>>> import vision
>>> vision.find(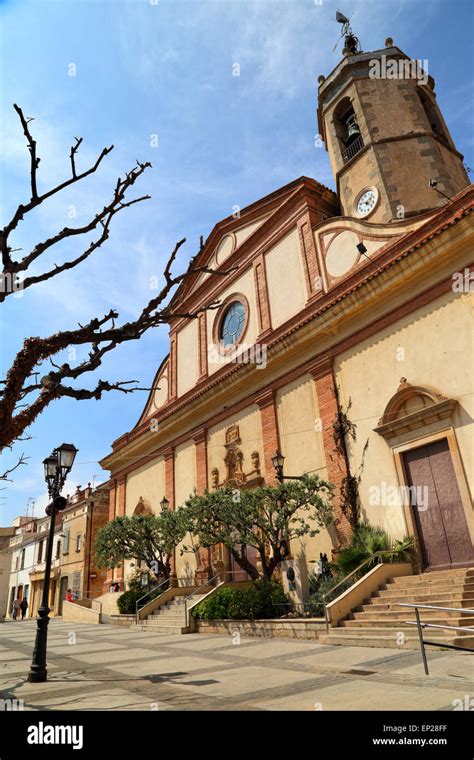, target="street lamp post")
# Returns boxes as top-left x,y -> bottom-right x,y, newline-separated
28,443 -> 78,683
271,450 -> 285,483
271,450 -> 308,483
